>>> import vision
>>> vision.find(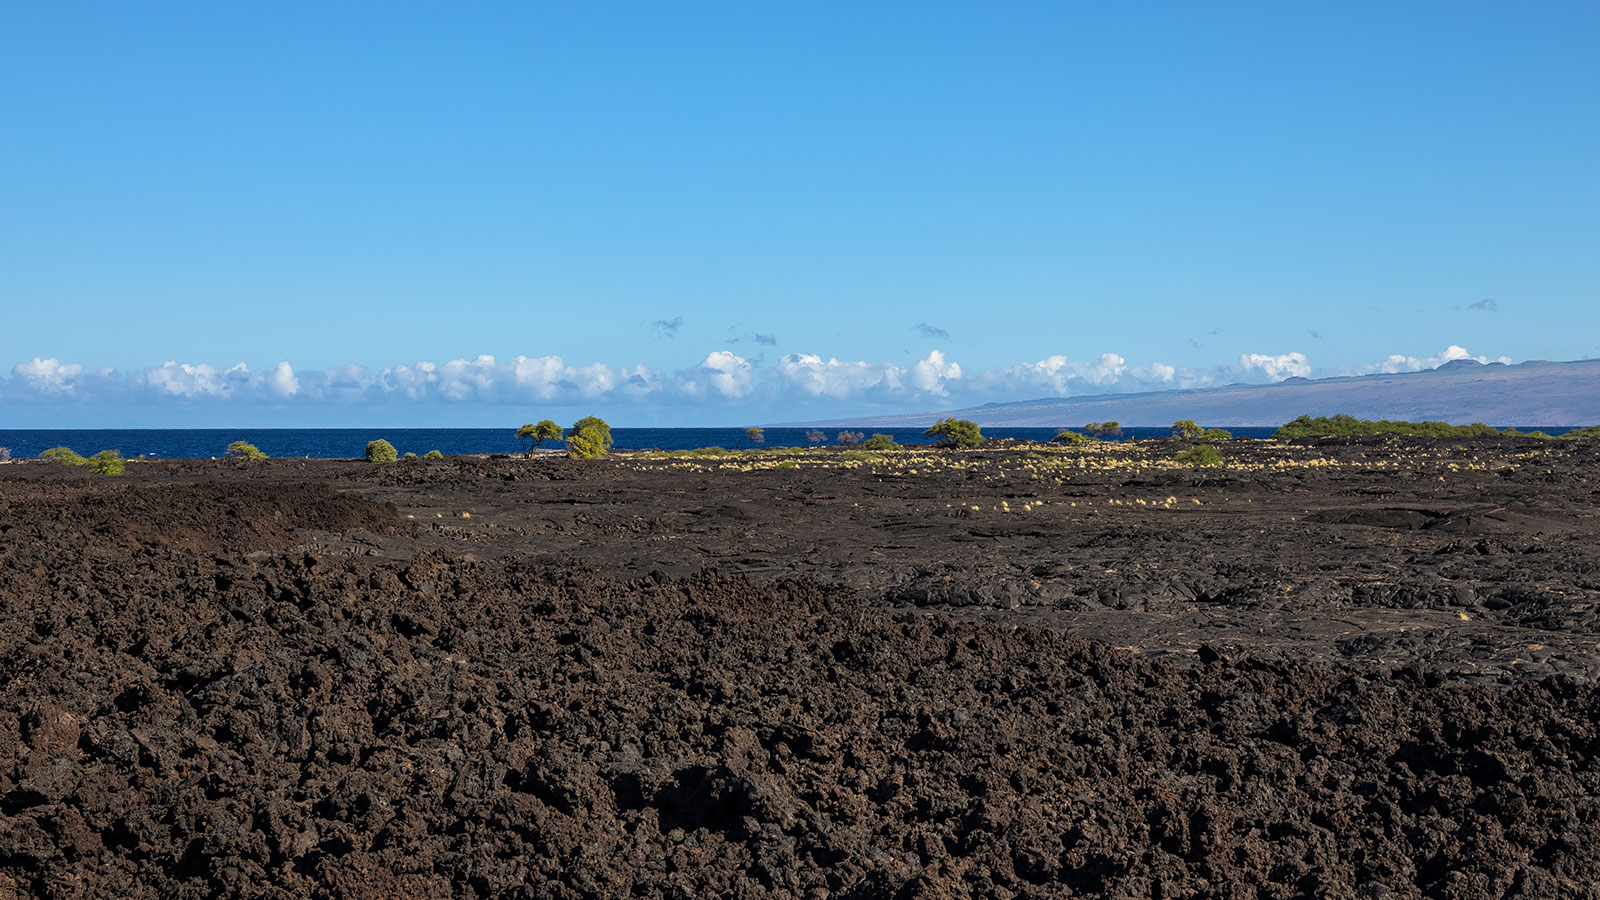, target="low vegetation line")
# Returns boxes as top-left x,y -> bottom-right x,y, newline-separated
1275,414 -> 1600,440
